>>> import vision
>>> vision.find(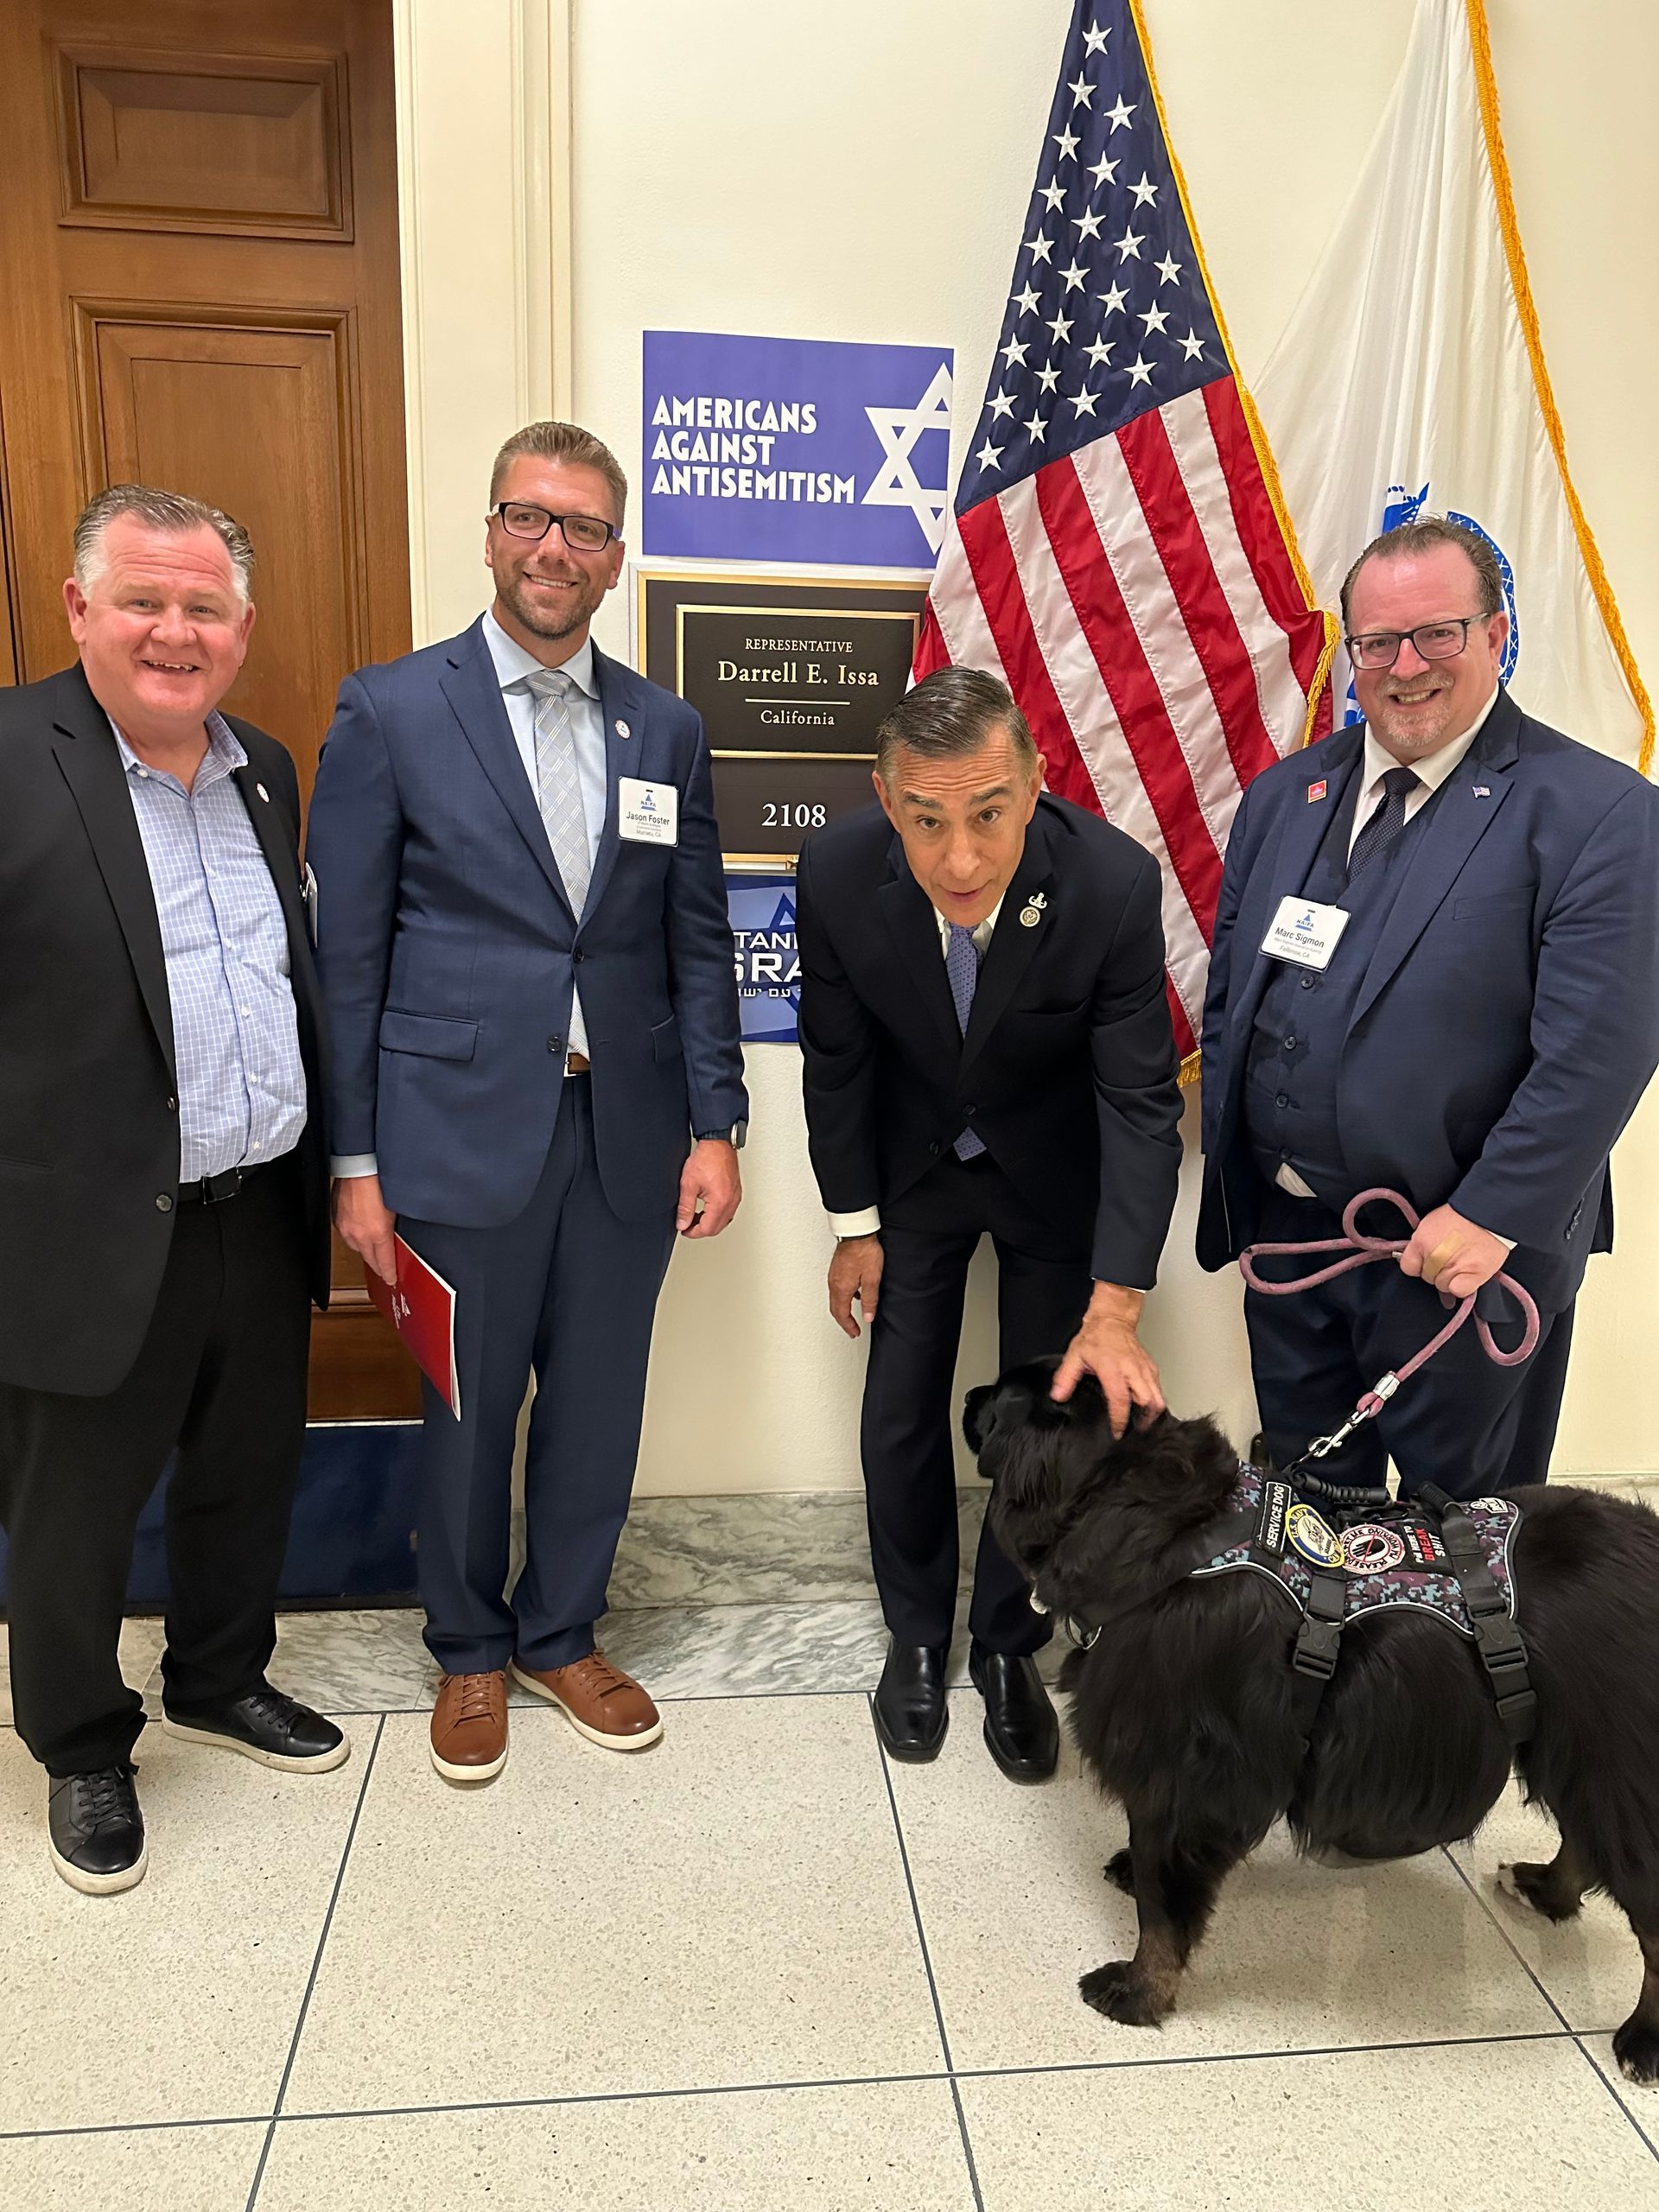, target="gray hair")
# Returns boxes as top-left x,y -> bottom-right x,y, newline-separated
1340,515 -> 1504,631
490,420 -> 629,523
875,665 -> 1039,781
73,485 -> 254,609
